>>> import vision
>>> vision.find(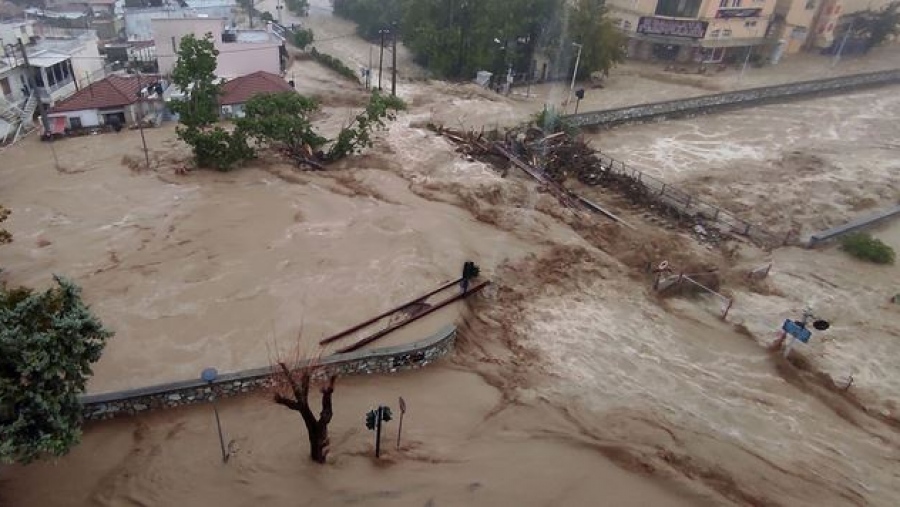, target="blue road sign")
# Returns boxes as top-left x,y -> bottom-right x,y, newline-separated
782,319 -> 812,344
